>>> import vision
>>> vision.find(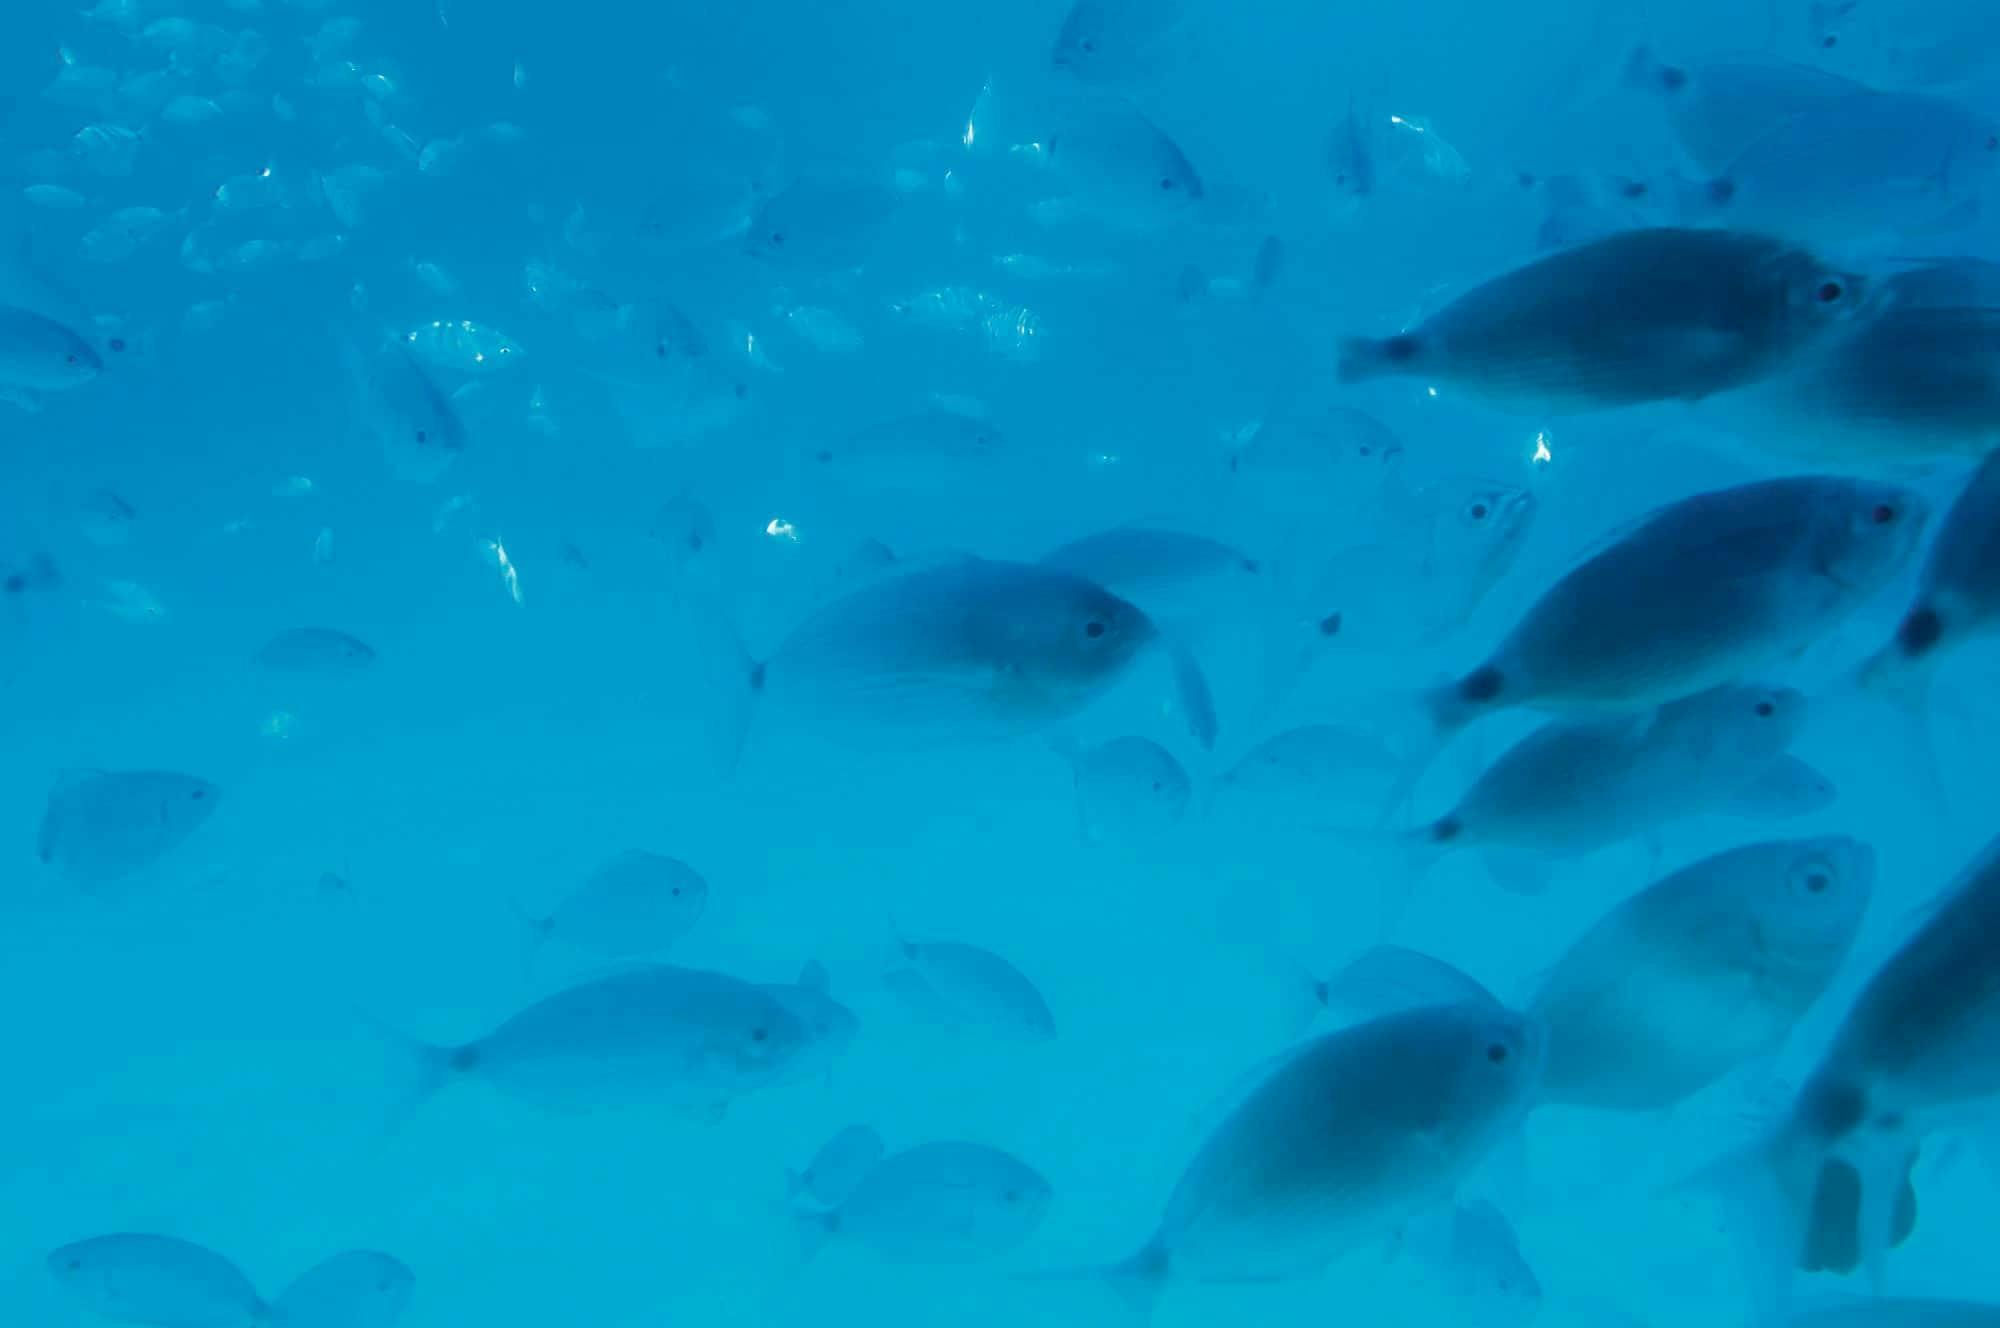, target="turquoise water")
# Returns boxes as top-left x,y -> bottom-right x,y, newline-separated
7,2 -> 2000,1326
